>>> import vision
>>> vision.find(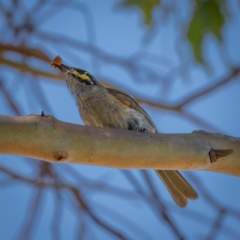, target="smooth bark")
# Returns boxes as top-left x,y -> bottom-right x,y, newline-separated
0,115 -> 239,176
